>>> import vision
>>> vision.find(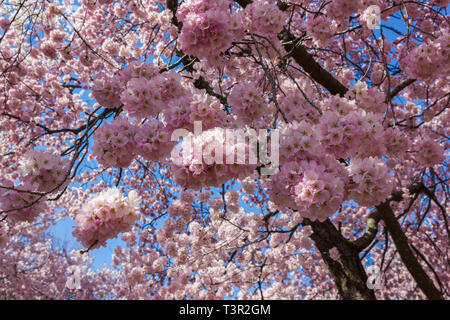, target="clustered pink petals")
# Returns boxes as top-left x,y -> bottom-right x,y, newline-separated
317,111 -> 361,158
327,0 -> 363,21
186,94 -> 228,129
119,65 -> 190,119
279,120 -> 323,163
73,188 -> 141,249
228,82 -> 270,126
19,149 -> 70,193
245,0 -> 287,38
0,150 -> 69,222
119,61 -> 160,83
162,94 -> 227,132
120,77 -> 163,119
272,119 -> 349,219
305,15 -> 337,46
346,81 -> 386,114
0,178 -> 47,222
134,120 -> 176,161
384,128 -> 411,158
0,17 -> 9,31
318,110 -> 385,158
240,176 -> 258,194
278,86 -> 320,123
157,71 -> 189,103
292,160 -> 346,221
40,40 -> 58,59
413,135 -> 446,167
348,157 -> 394,207
402,32 -> 450,82
92,72 -> 122,108
92,117 -> 138,168
170,128 -> 257,189
177,0 -> 245,62
93,62 -> 190,120
270,157 -> 346,222
1,0 -> 448,301
168,198 -> 192,218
